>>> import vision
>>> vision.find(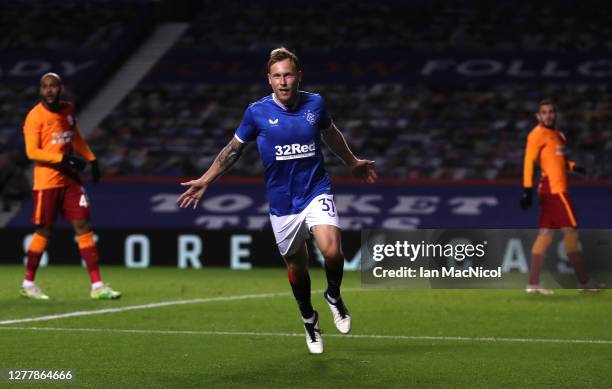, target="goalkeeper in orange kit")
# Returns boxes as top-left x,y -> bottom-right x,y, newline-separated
521,100 -> 603,294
